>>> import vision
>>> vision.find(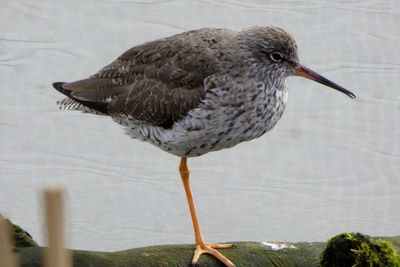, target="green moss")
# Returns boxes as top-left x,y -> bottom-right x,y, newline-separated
353,239 -> 400,267
0,215 -> 38,248
320,232 -> 400,267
